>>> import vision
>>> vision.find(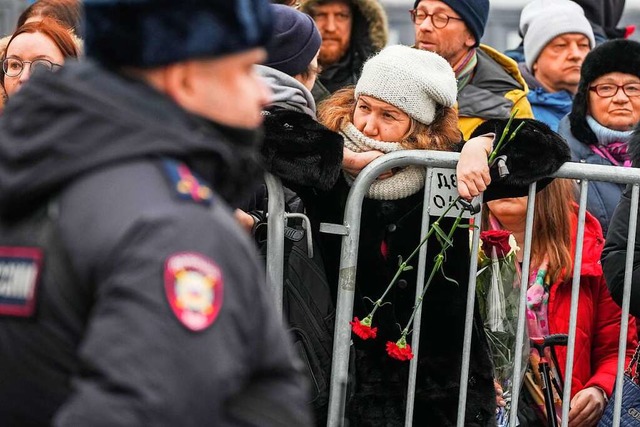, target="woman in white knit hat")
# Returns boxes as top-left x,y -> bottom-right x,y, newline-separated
314,44 -> 570,426
315,45 -> 498,426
